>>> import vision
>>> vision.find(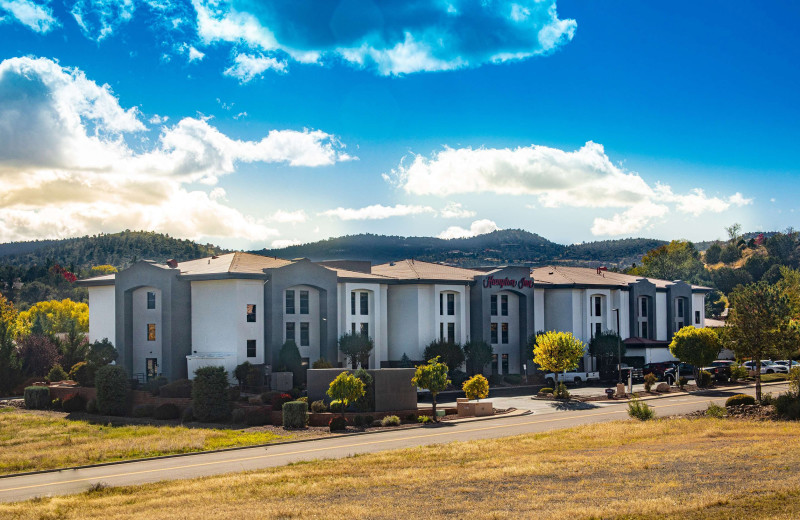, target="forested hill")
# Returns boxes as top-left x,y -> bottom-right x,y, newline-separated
251,230 -> 667,268
0,231 -> 228,270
